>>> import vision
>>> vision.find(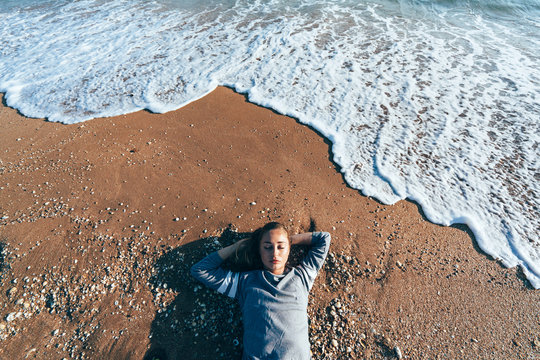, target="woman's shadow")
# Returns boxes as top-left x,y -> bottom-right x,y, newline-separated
143,228 -> 246,360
